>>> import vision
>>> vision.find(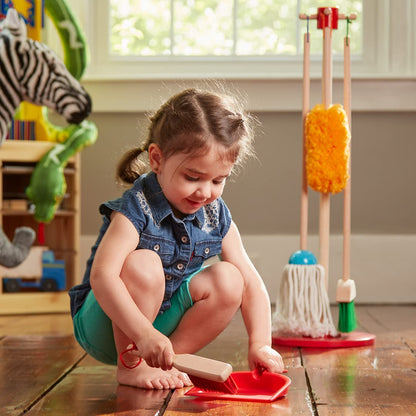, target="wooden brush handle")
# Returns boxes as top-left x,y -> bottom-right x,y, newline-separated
173,354 -> 233,383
